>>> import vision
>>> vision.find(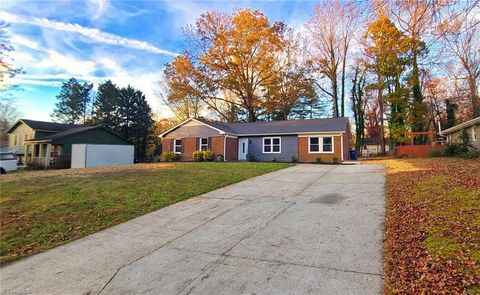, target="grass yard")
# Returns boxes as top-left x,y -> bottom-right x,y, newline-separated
365,158 -> 480,294
0,162 -> 291,264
